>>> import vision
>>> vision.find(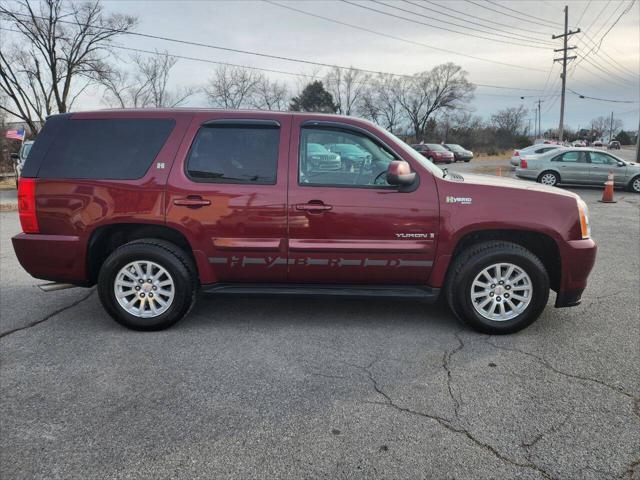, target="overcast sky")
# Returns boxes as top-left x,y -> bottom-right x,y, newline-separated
7,0 -> 640,130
